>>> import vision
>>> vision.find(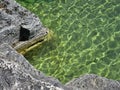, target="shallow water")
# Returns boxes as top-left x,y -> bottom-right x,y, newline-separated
17,0 -> 120,84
